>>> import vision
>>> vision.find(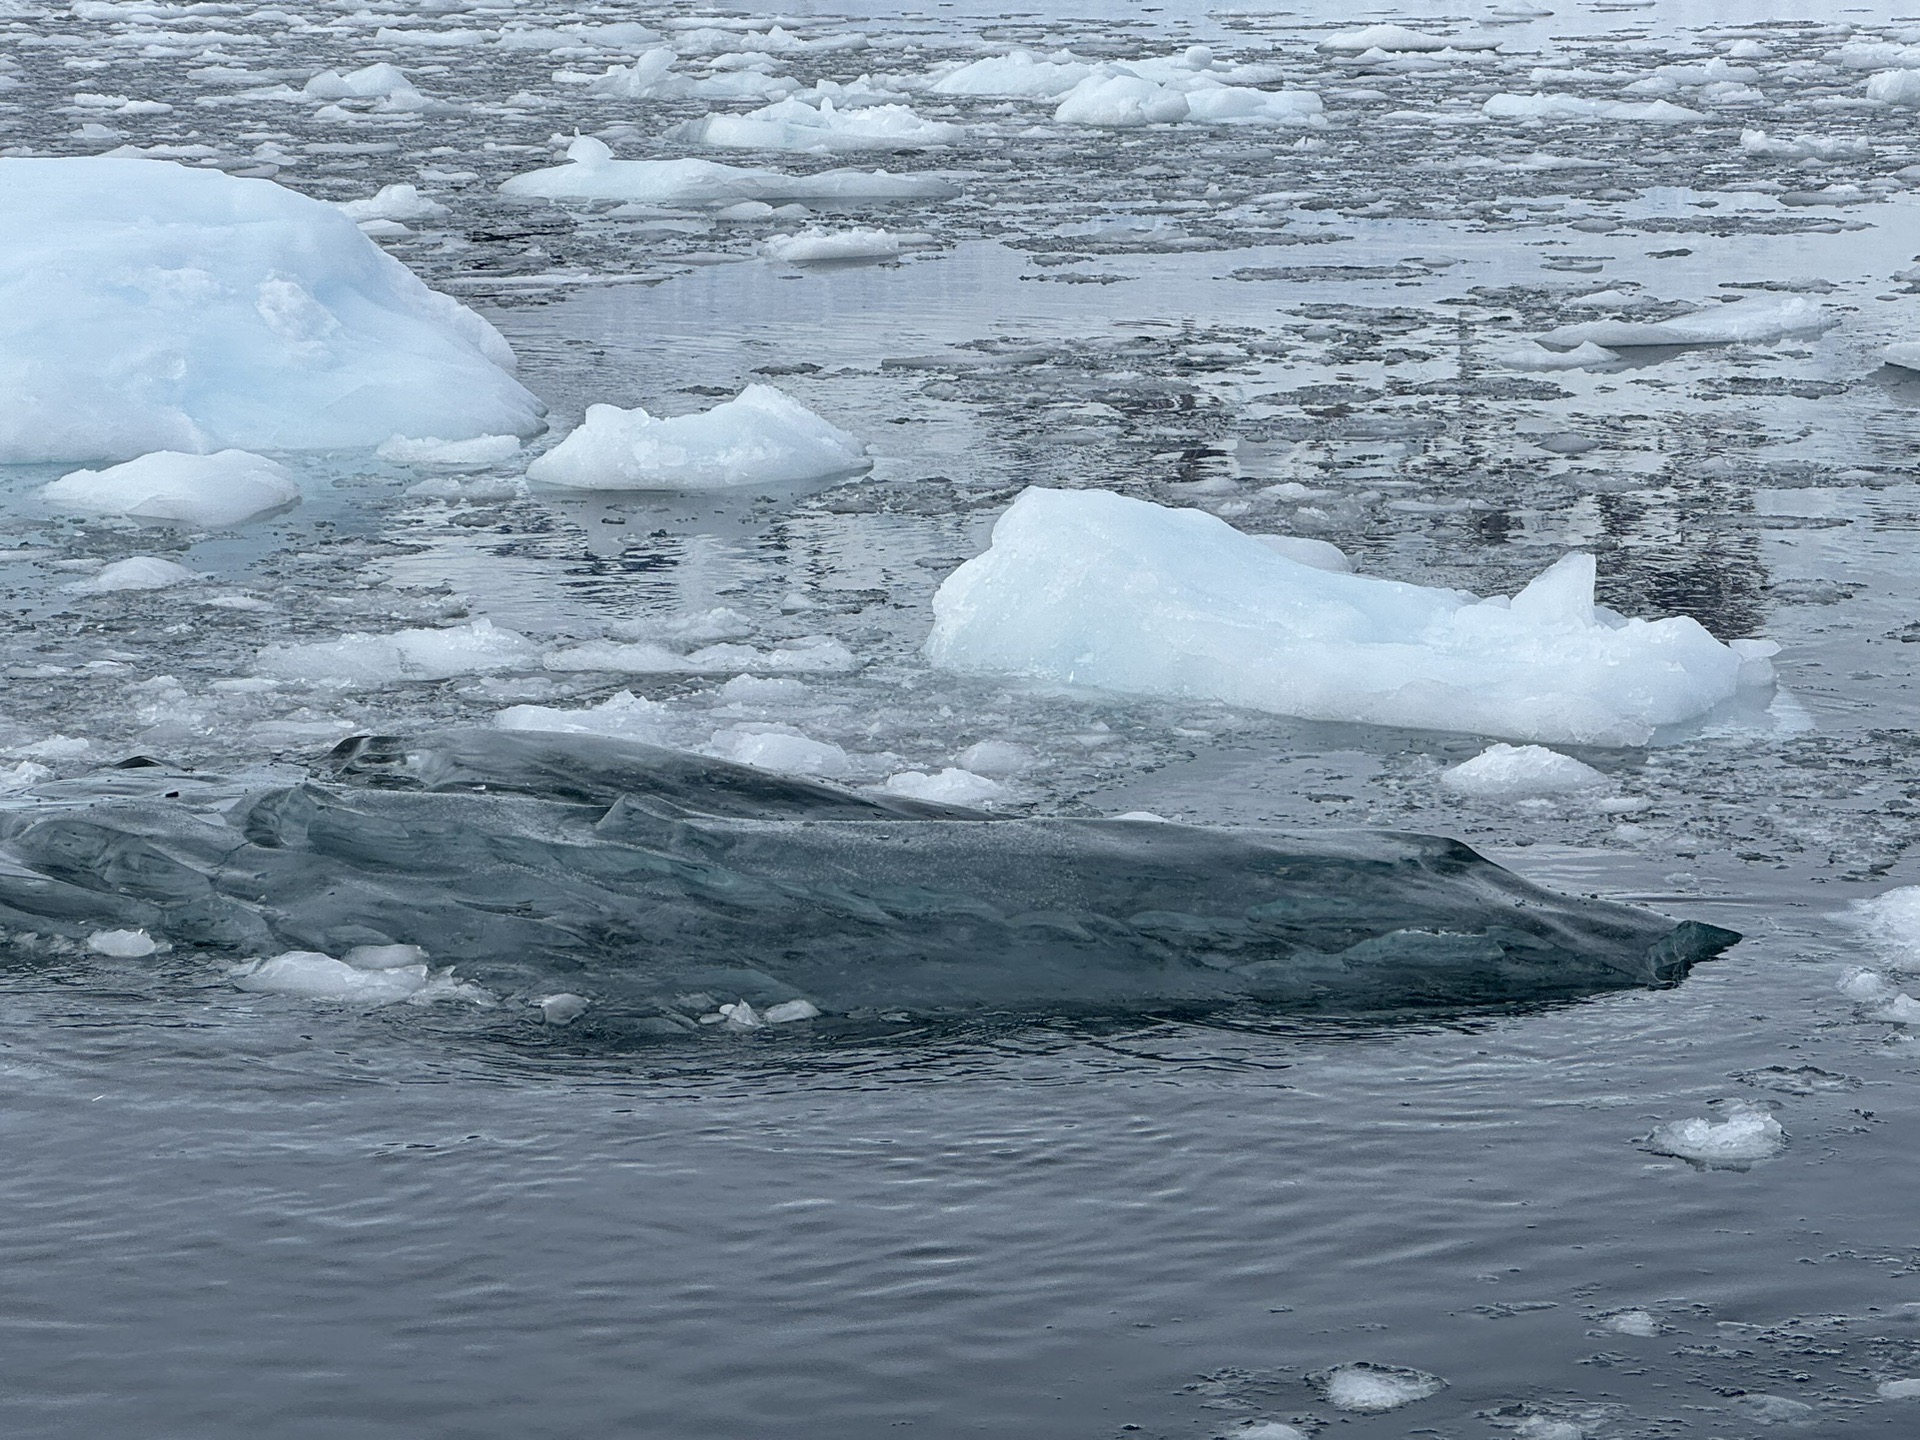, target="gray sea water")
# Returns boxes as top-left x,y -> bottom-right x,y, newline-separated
3,0 -> 1920,1434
